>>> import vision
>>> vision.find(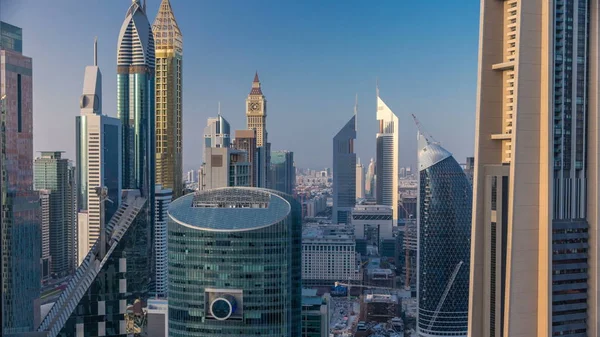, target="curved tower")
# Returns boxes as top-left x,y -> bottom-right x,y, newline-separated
116,0 -> 156,301
168,188 -> 301,337
153,0 -> 183,198
417,135 -> 471,337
